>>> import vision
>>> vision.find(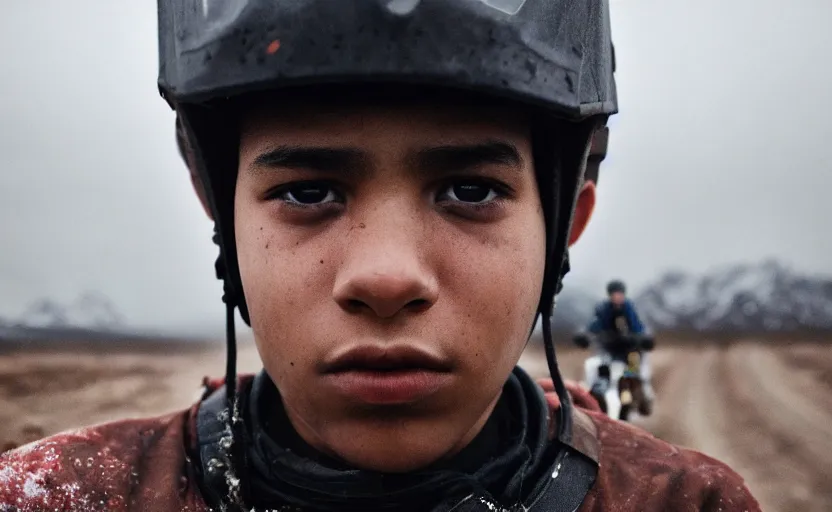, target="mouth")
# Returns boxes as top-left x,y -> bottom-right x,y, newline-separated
323,344 -> 453,374
321,345 -> 454,405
